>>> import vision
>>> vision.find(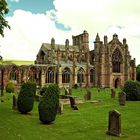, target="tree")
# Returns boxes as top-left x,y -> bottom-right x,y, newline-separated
136,64 -> 140,81
17,81 -> 36,114
38,84 -> 59,124
123,80 -> 140,101
0,0 -> 10,37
